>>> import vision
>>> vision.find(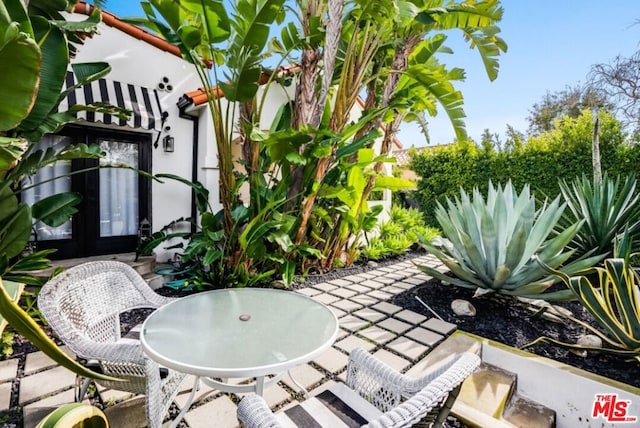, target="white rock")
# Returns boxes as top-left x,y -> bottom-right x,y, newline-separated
518,297 -> 573,323
577,334 -> 603,348
451,299 -> 476,317
431,236 -> 450,248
